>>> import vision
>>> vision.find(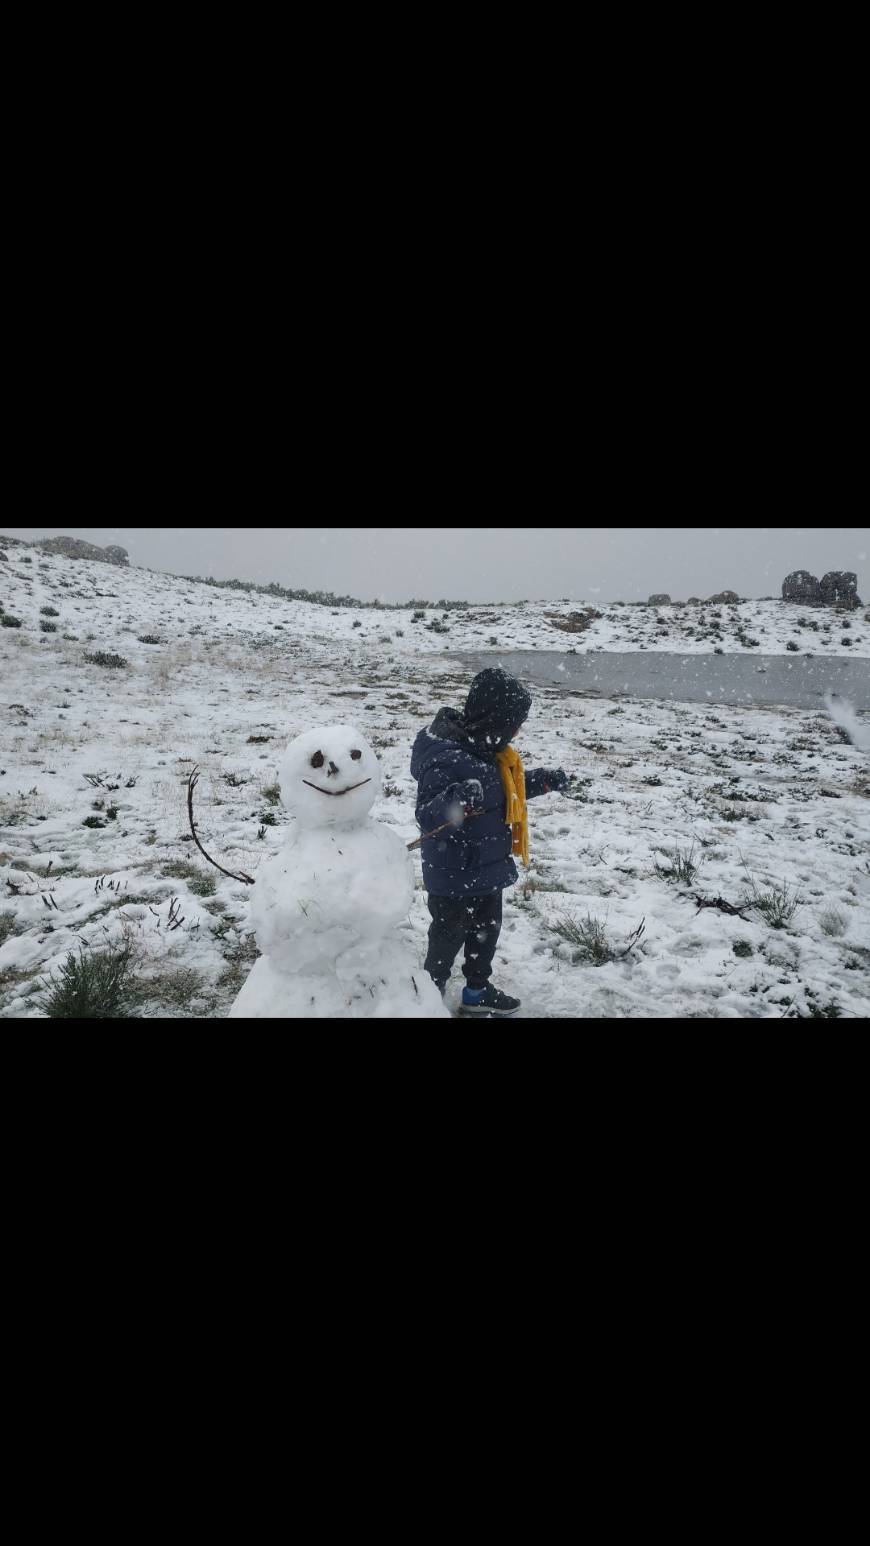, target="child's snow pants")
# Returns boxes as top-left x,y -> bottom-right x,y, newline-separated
424,893 -> 503,992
